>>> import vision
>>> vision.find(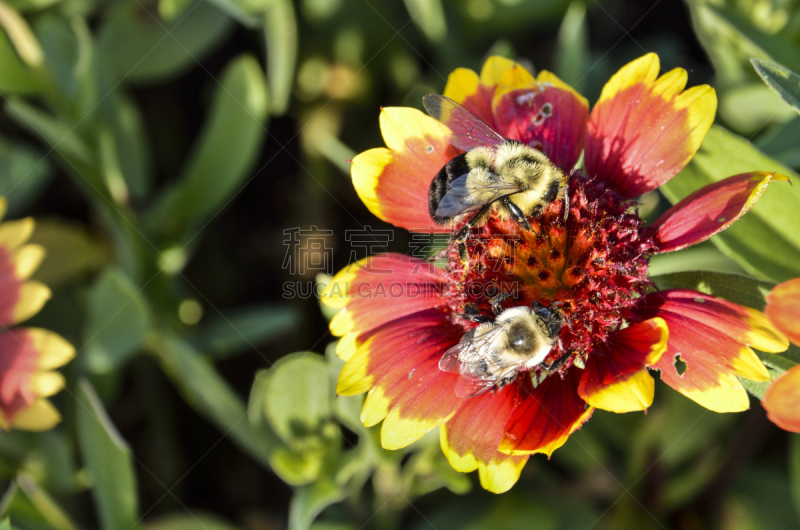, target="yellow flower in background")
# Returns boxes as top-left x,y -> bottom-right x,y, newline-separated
0,197 -> 74,431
